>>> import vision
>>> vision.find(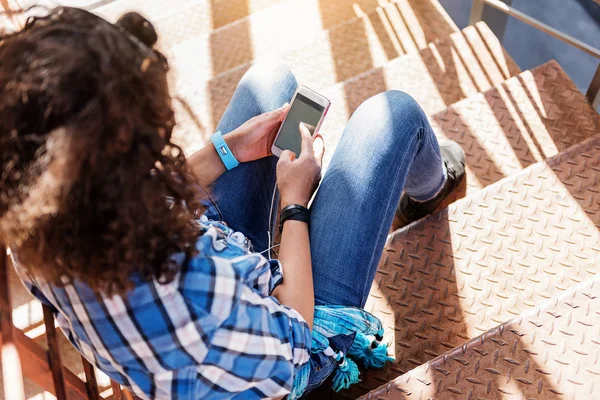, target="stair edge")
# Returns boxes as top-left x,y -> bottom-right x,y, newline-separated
359,271 -> 600,399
